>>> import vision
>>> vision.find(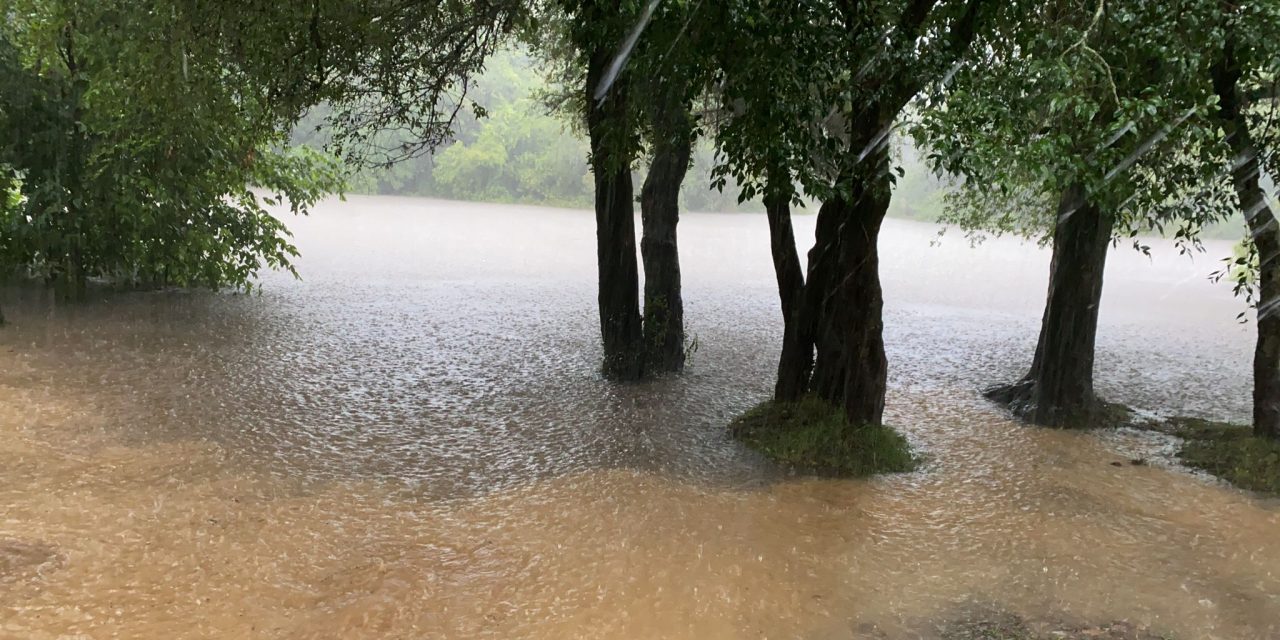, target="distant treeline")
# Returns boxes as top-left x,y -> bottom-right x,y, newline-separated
290,50 -> 1254,238
291,49 -> 954,220
292,50 -> 745,213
